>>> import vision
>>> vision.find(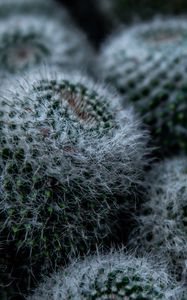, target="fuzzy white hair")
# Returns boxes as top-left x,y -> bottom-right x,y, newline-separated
130,157 -> 187,282
28,250 -> 181,300
0,67 -> 150,292
0,66 -> 149,198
